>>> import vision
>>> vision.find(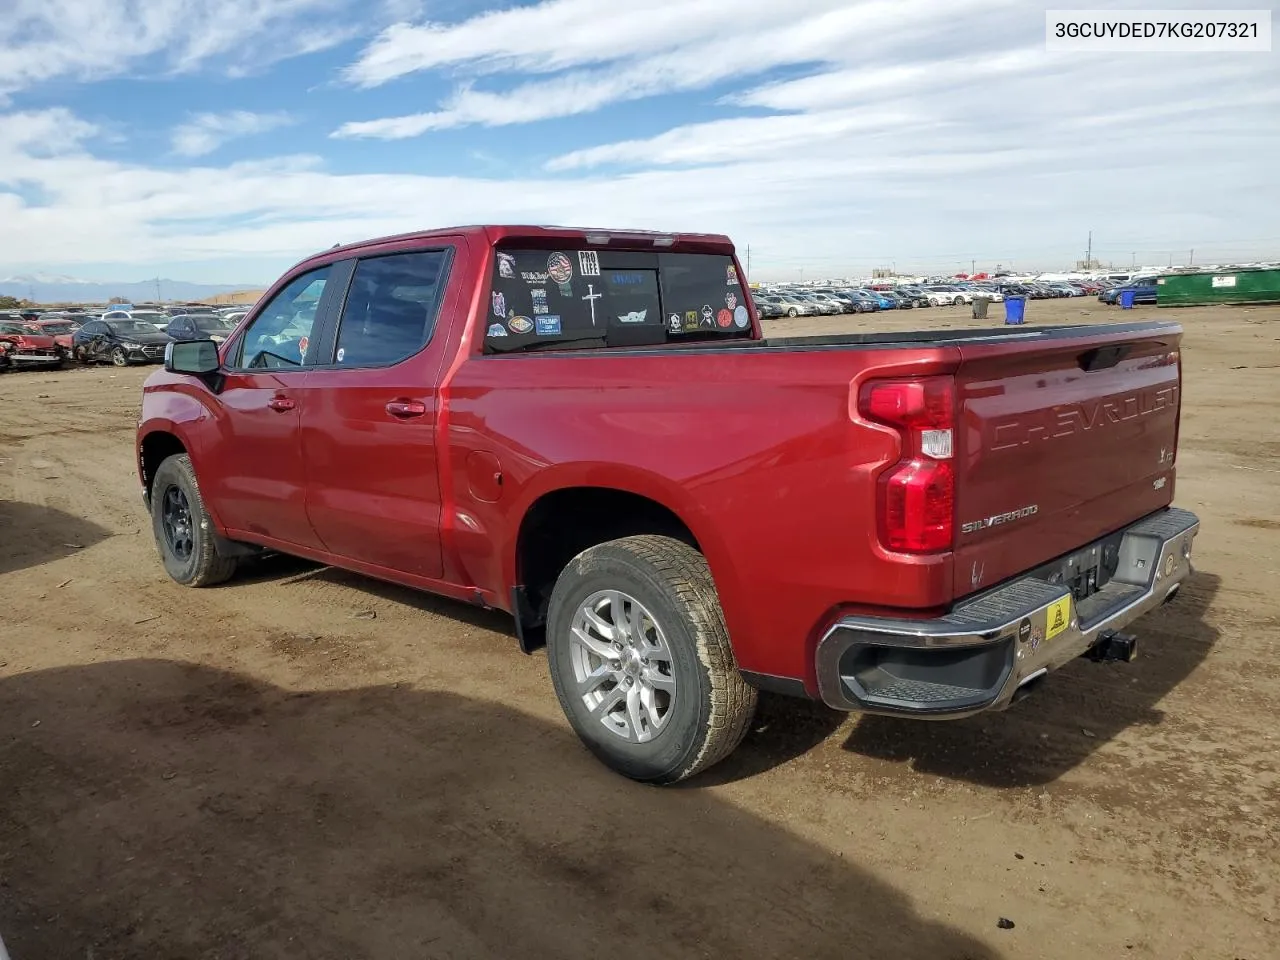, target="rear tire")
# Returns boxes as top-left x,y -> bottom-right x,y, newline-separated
547,535 -> 757,784
111,346 -> 128,367
150,454 -> 238,587
787,307 -> 798,317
